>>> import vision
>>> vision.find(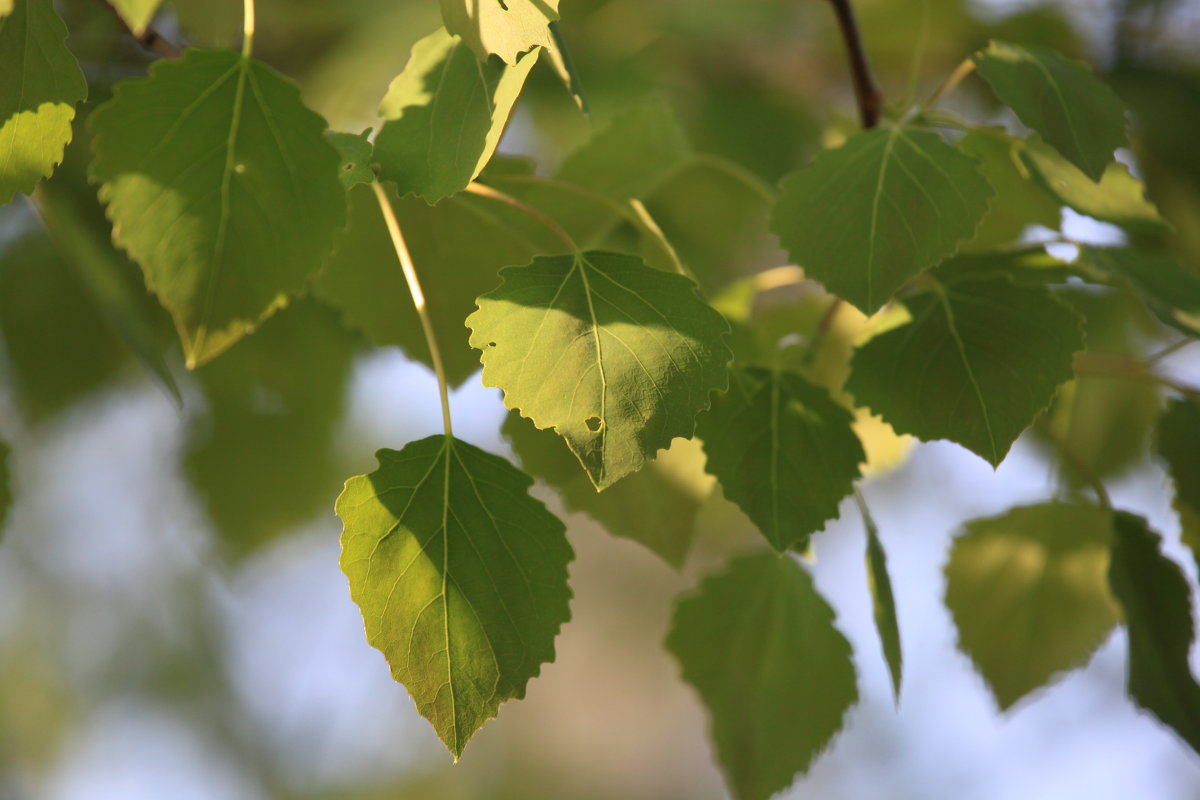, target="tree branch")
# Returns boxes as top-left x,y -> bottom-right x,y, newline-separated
824,0 -> 883,129
95,0 -> 182,59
